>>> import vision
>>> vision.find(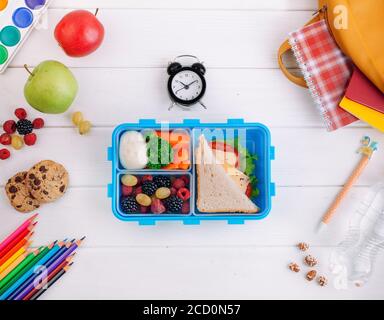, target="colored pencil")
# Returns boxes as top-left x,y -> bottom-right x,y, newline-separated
0,227 -> 34,260
0,254 -> 27,281
0,250 -> 38,287
0,235 -> 32,267
13,238 -> 84,300
3,242 -> 61,300
22,255 -> 74,301
0,245 -> 28,274
0,246 -> 49,296
0,214 -> 37,253
29,263 -> 73,301
44,240 -> 73,268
